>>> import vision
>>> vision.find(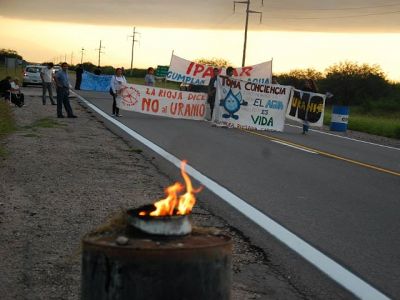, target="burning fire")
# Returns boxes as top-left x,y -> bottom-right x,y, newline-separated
140,160 -> 202,217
